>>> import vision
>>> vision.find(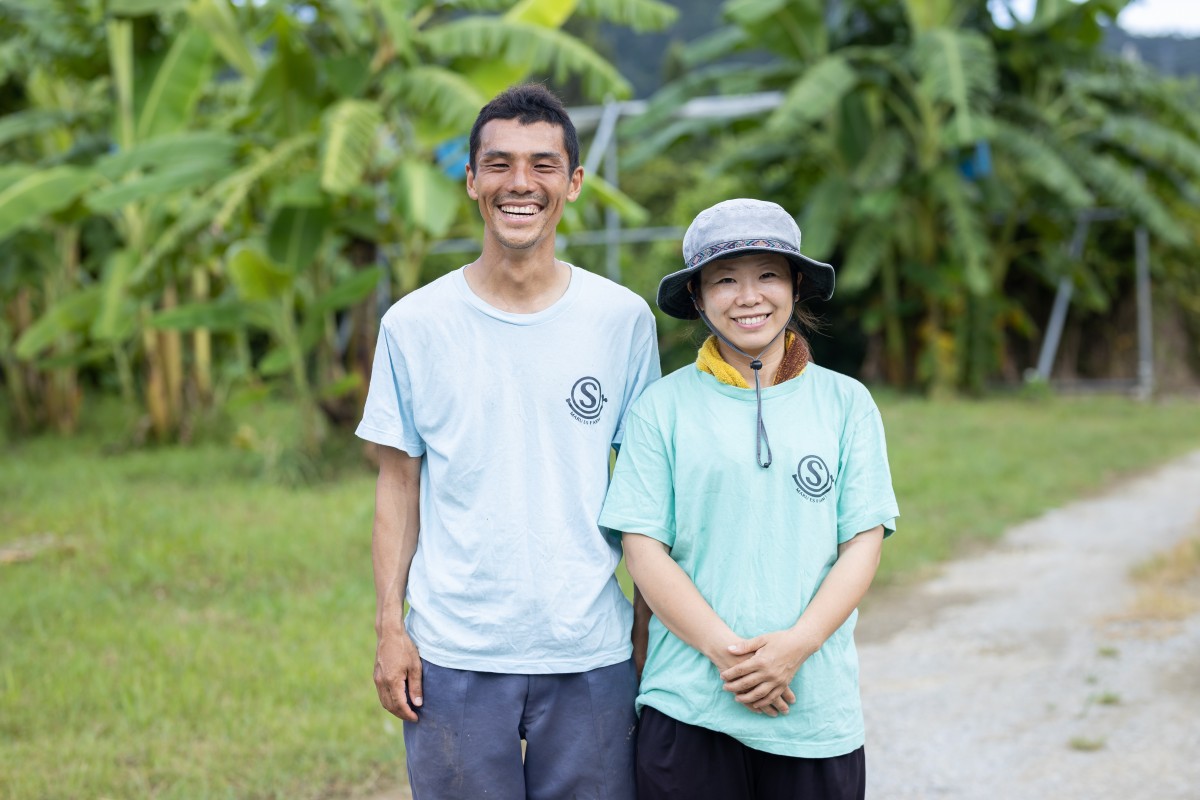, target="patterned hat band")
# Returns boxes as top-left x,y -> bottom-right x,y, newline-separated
686,238 -> 801,268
